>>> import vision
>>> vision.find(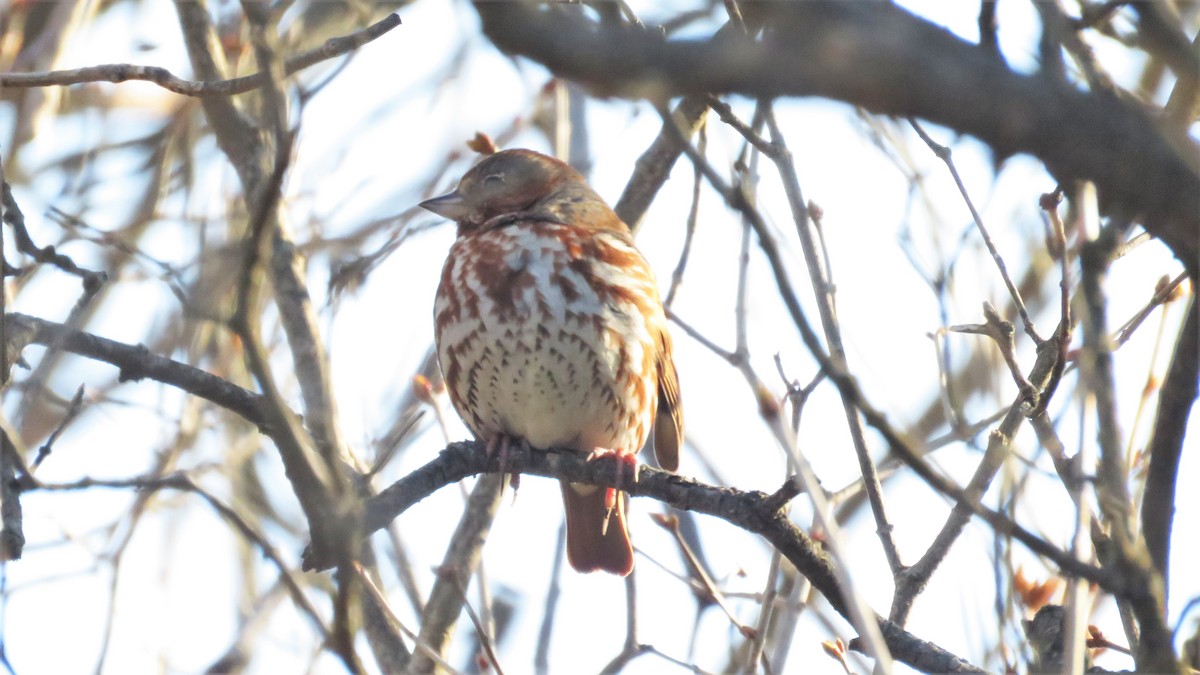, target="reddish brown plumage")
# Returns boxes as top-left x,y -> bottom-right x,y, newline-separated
424,149 -> 683,576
